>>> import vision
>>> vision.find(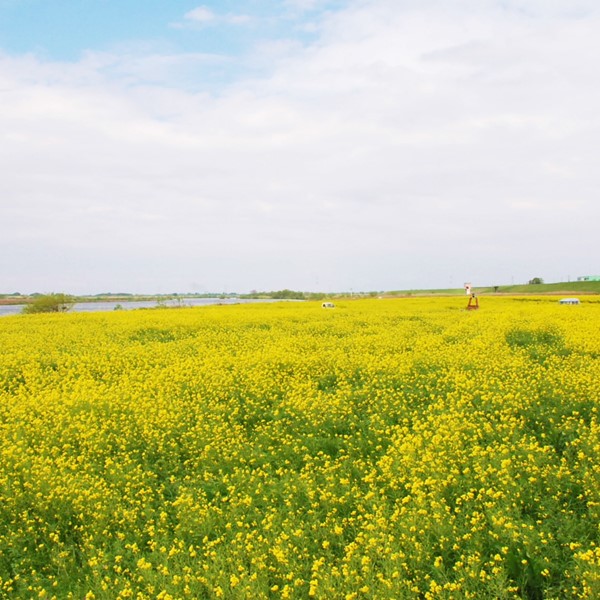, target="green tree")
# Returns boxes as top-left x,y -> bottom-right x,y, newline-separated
271,289 -> 306,300
22,293 -> 75,314
528,277 -> 544,285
